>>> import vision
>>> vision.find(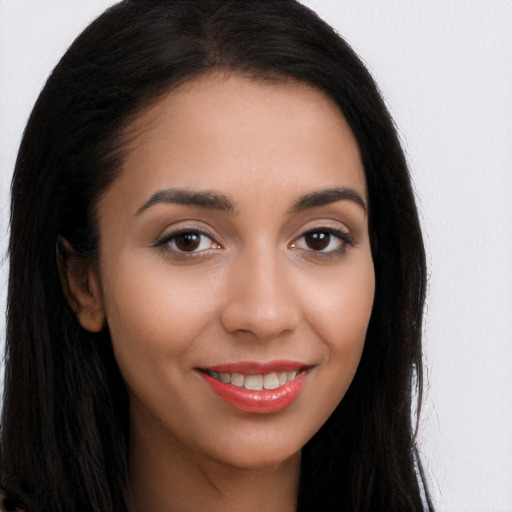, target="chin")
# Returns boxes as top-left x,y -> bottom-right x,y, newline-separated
205,431 -> 304,472
220,450 -> 300,472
